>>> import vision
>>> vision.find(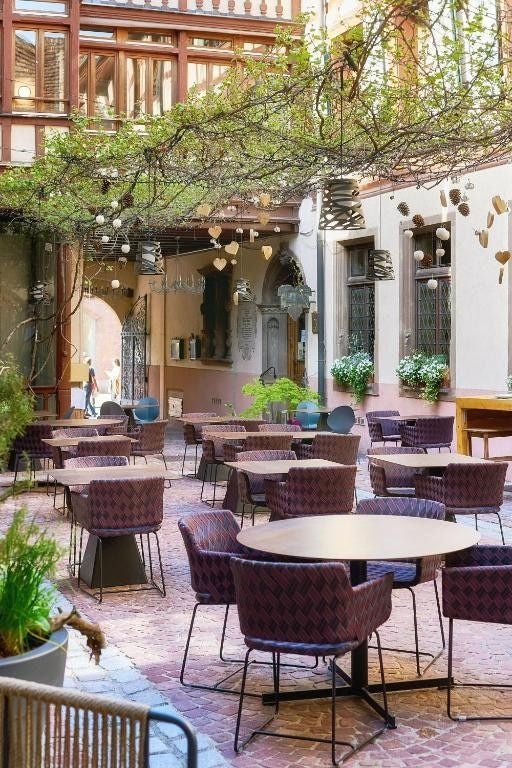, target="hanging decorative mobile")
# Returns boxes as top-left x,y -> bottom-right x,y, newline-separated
319,67 -> 365,231
427,278 -> 438,290
232,224 -> 255,304
368,190 -> 394,280
150,237 -> 205,293
136,241 -> 164,275
278,283 -> 313,320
